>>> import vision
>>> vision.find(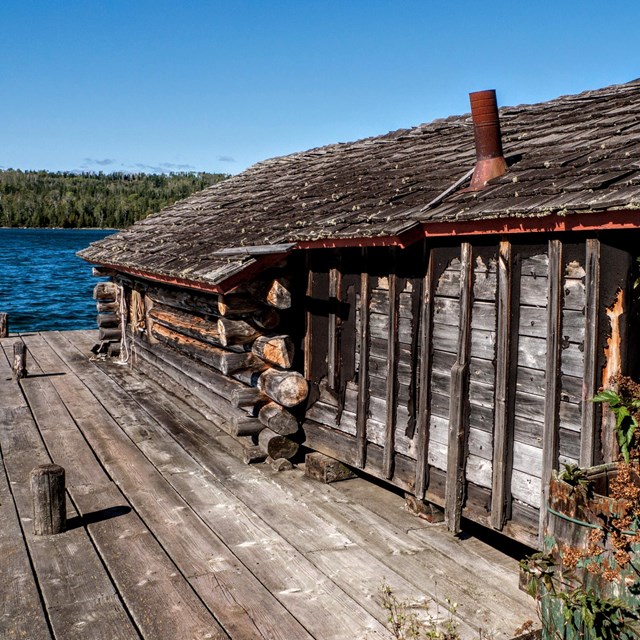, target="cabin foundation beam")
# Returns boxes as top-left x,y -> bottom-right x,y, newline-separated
304,452 -> 356,484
